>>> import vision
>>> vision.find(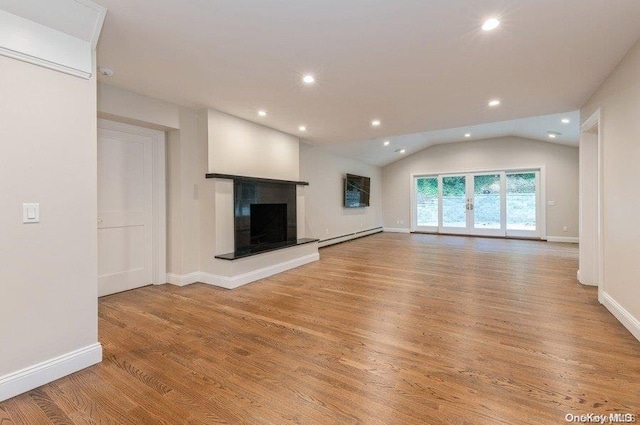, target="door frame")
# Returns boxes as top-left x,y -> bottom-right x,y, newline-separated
410,165 -> 546,239
578,109 -> 603,292
97,119 -> 167,286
